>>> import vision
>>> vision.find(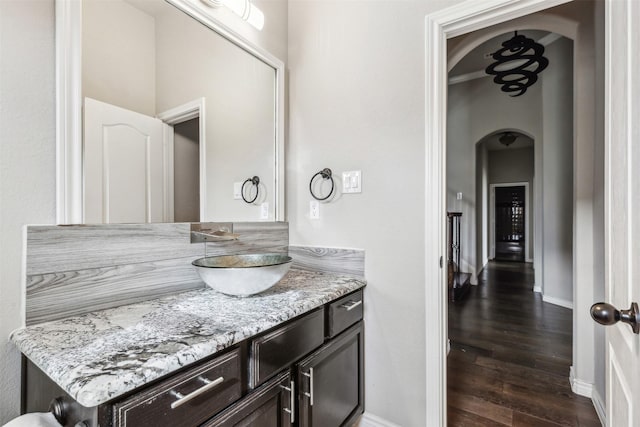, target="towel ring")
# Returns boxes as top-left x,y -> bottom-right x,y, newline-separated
242,176 -> 260,204
309,168 -> 334,201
